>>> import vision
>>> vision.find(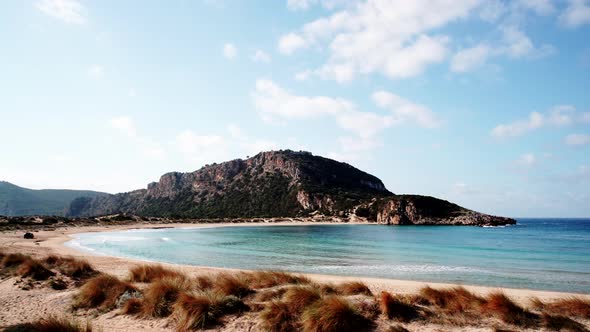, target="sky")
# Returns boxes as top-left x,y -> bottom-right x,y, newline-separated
0,0 -> 589,218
